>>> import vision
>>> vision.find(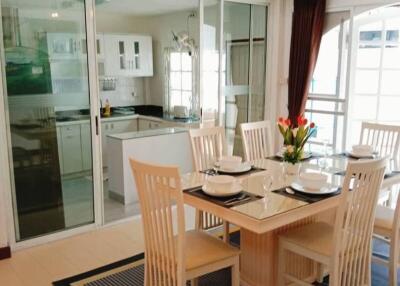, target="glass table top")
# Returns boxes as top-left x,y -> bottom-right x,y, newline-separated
181,155 -> 400,221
